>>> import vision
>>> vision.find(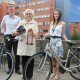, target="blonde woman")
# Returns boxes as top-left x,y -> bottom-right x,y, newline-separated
12,9 -> 38,80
